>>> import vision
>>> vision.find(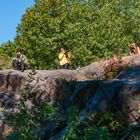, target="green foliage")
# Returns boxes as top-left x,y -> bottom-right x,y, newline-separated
128,130 -> 140,140
83,126 -> 114,140
57,106 -> 81,140
0,41 -> 16,69
51,108 -> 126,140
86,111 -> 127,138
0,55 -> 12,70
6,98 -> 127,140
6,103 -> 59,139
0,41 -> 16,57
14,0 -> 140,69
